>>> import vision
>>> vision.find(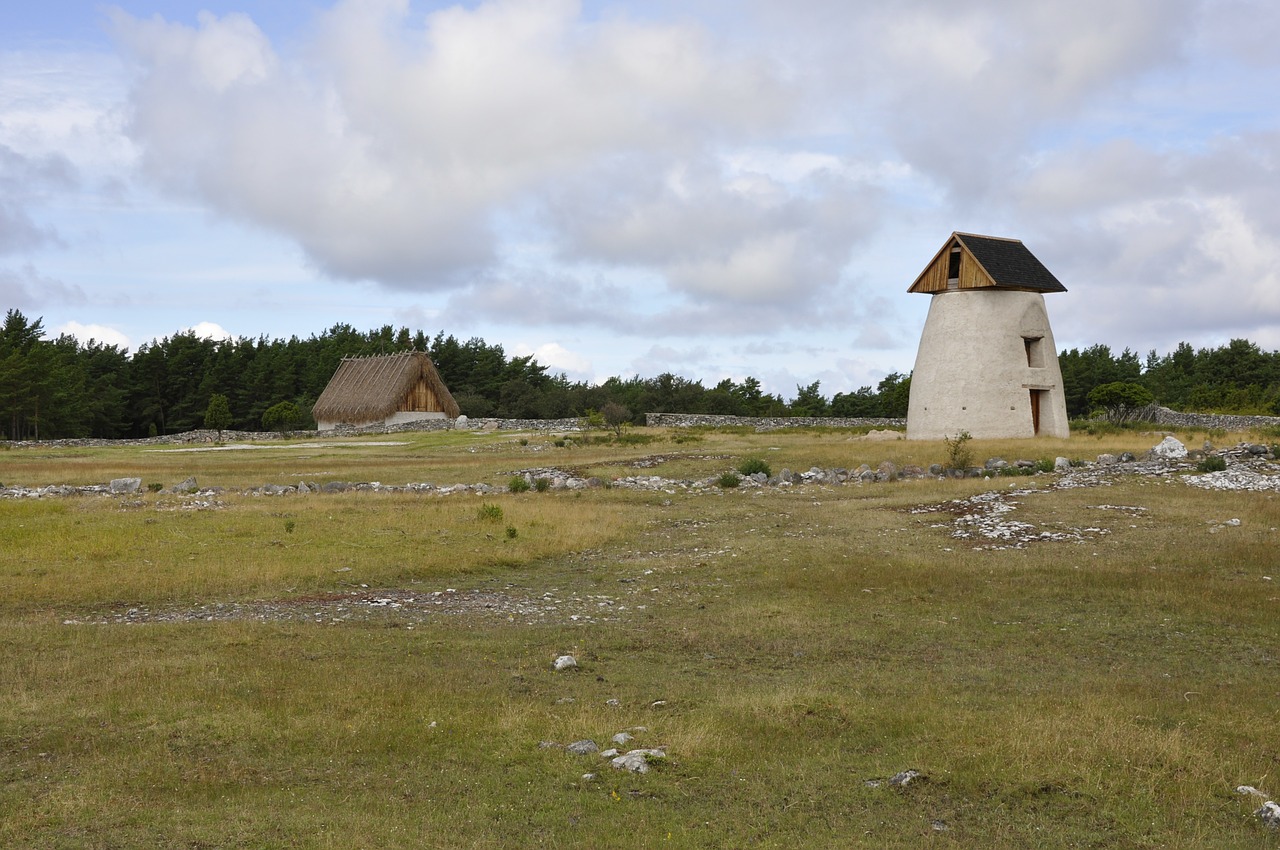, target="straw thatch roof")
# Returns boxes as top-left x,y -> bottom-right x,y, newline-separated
312,351 -> 460,425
